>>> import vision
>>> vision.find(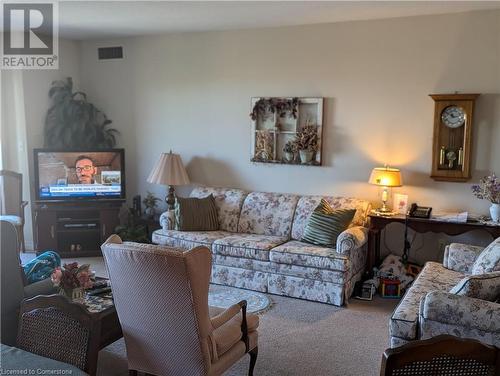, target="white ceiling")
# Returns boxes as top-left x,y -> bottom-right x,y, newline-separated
58,1 -> 500,40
